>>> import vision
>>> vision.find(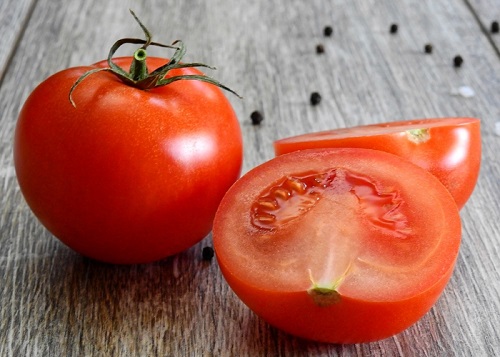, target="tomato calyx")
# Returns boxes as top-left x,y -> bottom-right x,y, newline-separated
69,10 -> 241,107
